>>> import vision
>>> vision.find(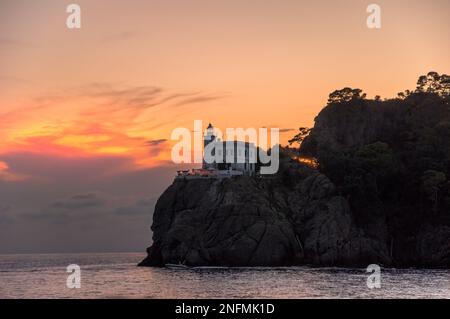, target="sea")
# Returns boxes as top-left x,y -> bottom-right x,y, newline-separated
0,252 -> 449,299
